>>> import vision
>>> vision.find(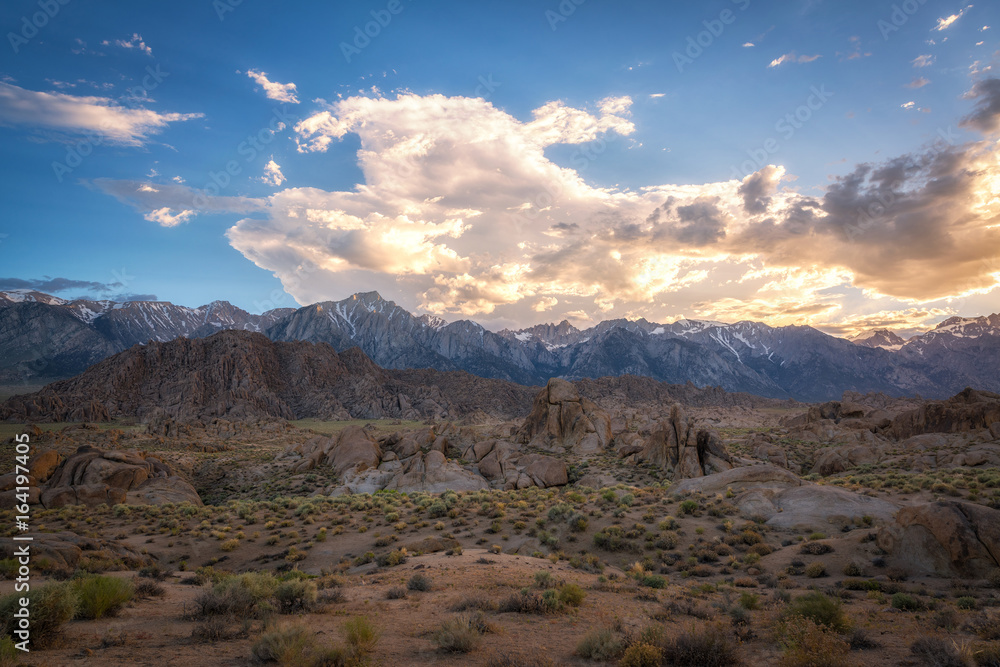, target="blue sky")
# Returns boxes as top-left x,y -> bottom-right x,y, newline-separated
0,0 -> 998,336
